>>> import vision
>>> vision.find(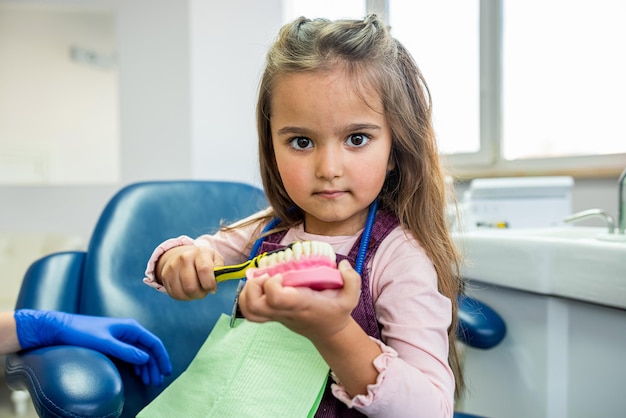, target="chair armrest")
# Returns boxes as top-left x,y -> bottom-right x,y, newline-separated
15,251 -> 86,312
454,412 -> 486,418
5,346 -> 124,418
457,295 -> 506,349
